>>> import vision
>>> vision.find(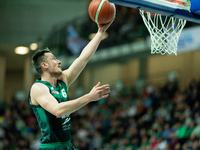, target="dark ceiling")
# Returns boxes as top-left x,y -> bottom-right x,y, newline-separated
0,0 -> 87,71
